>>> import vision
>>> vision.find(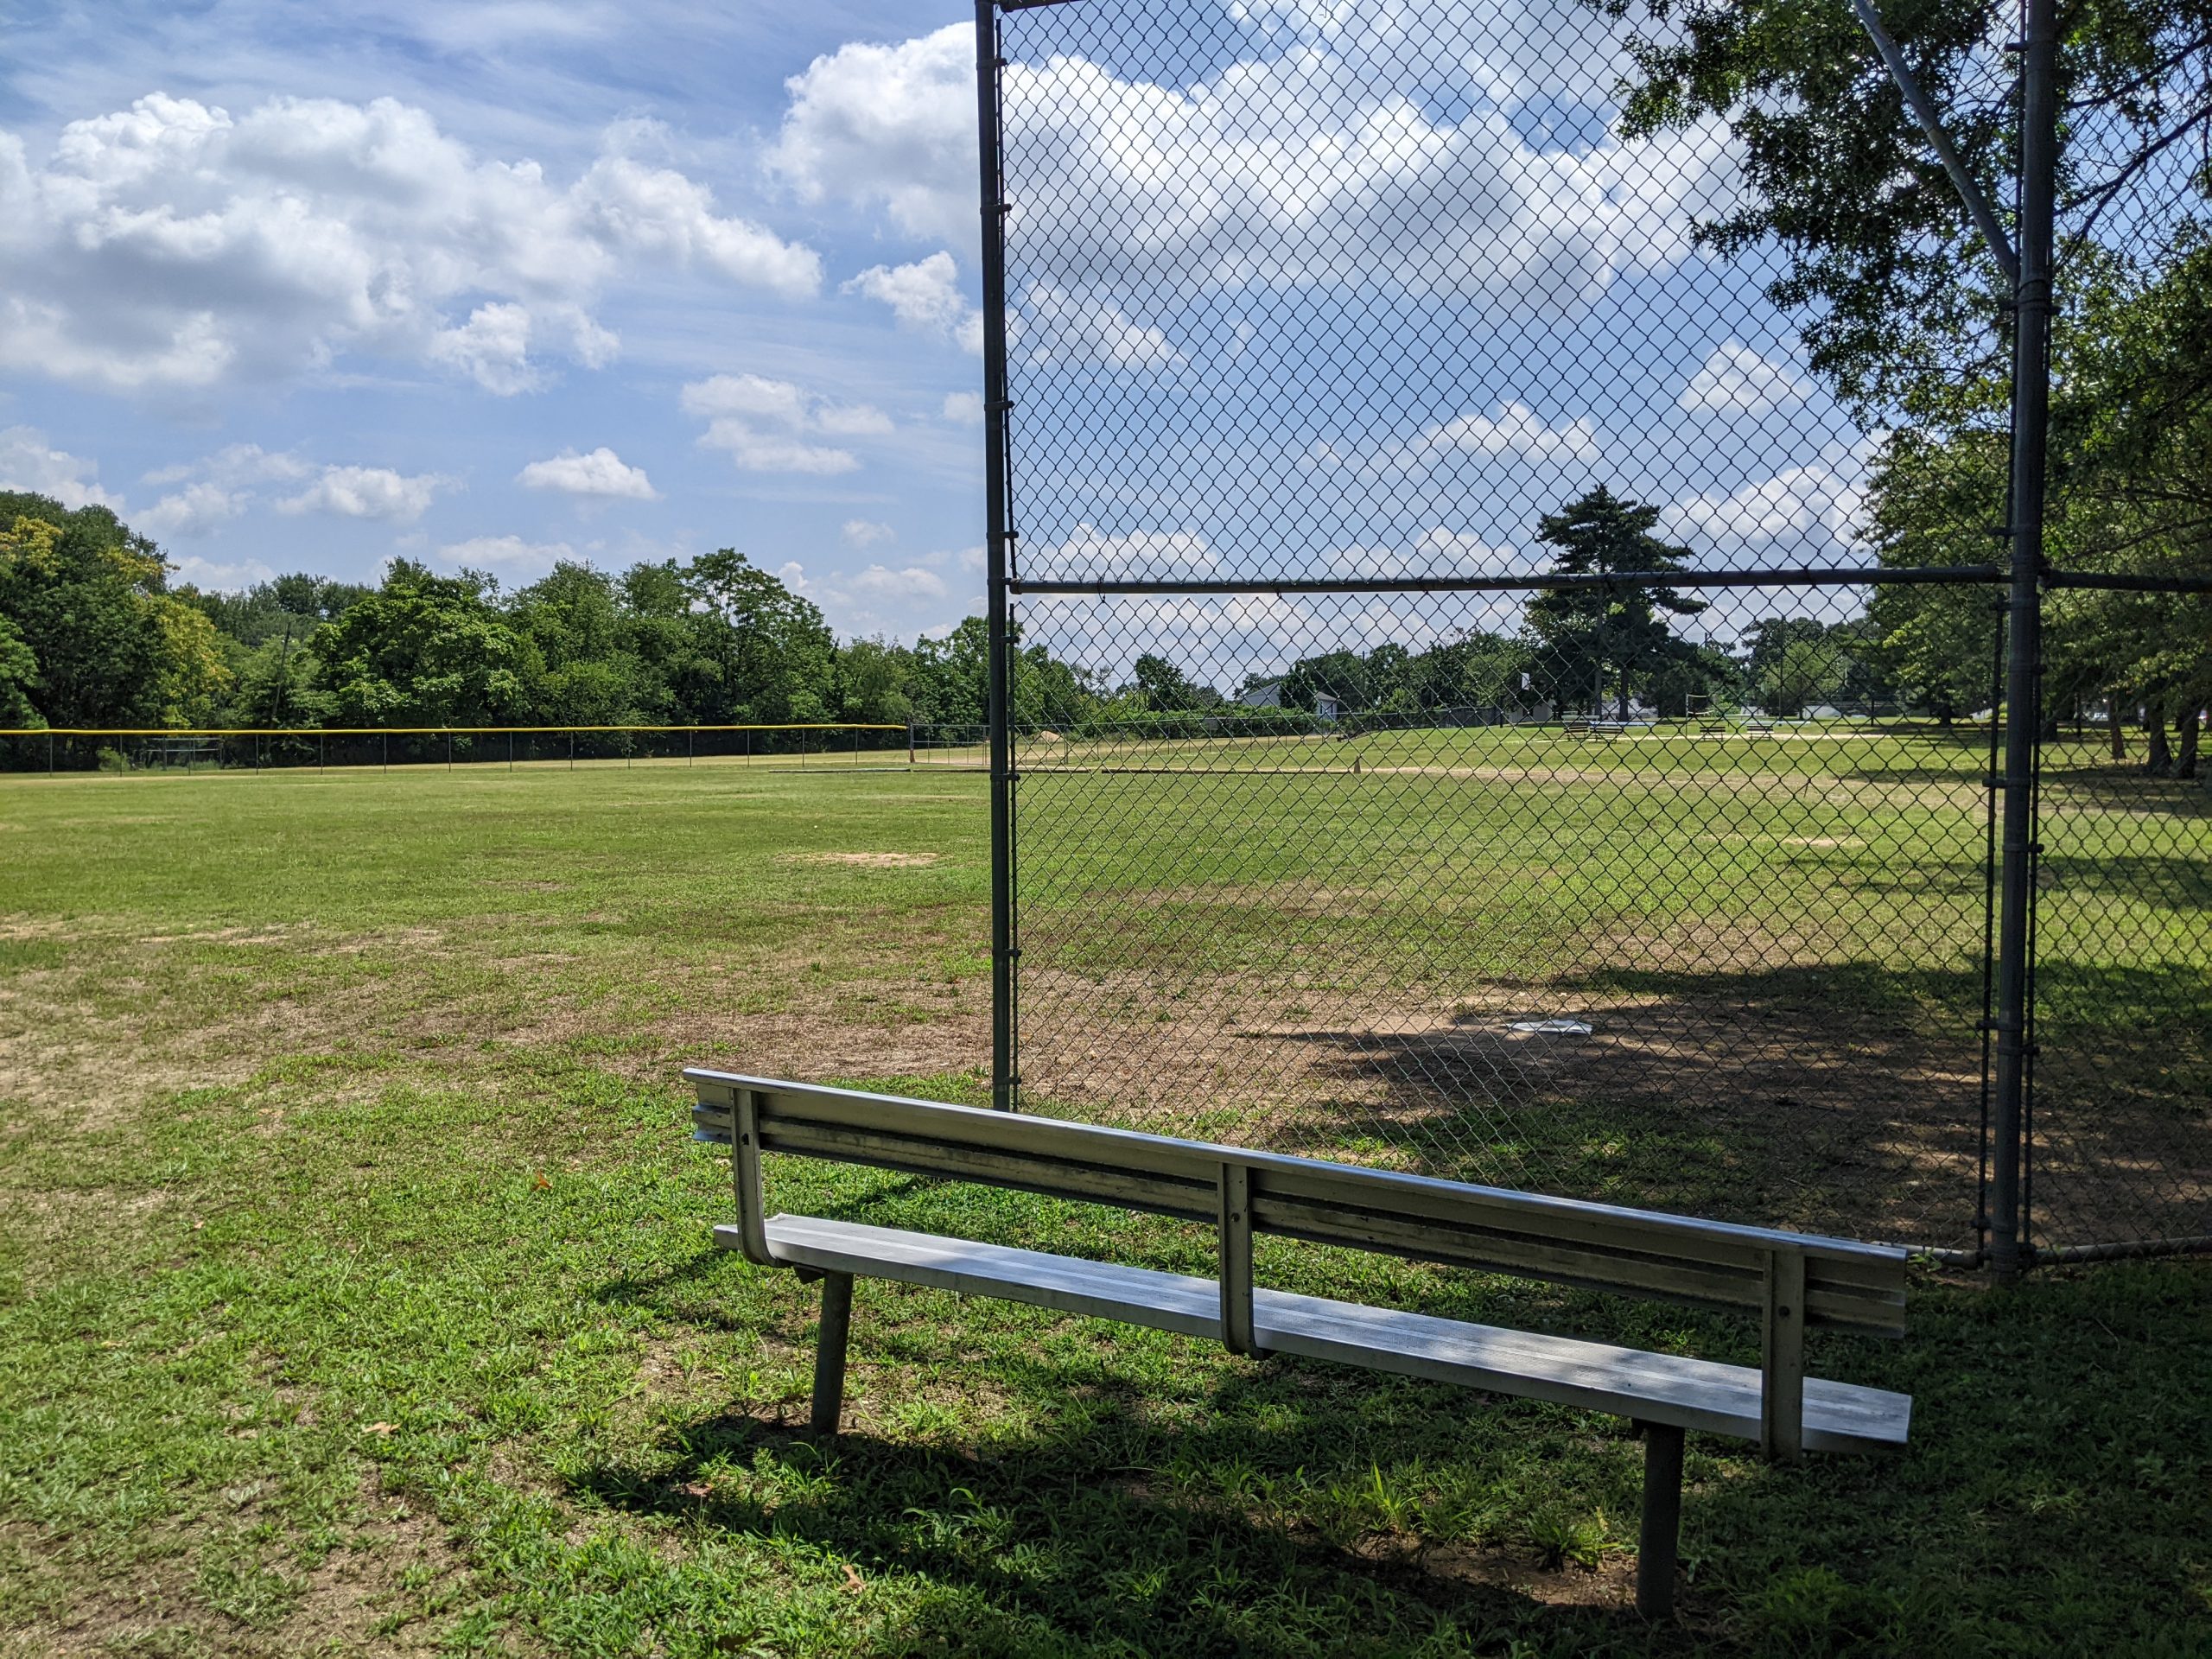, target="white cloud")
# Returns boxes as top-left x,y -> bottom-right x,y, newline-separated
0,425 -> 116,509
278,465 -> 451,523
1329,529 -> 1522,580
572,144 -> 820,295
842,518 -> 893,548
1664,460 -> 1866,563
169,552 -> 276,589
437,534 -> 575,577
139,481 -> 247,537
942,391 -> 983,424
813,403 -> 894,437
143,443 -> 308,488
848,563 -> 946,603
681,372 -> 808,424
0,93 -> 821,394
429,302 -> 542,396
1037,524 -> 1217,579
517,446 -> 658,499
770,25 -> 978,245
1679,342 -> 1815,416
770,22 -> 1735,345
845,251 -> 983,354
680,372 -> 890,476
1016,285 -> 1181,372
1392,403 -> 1599,473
